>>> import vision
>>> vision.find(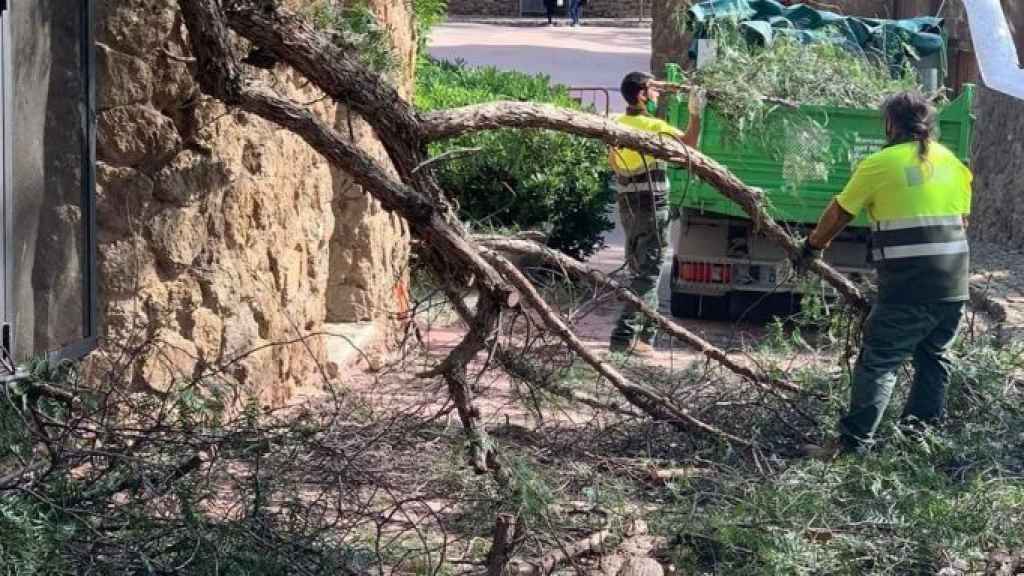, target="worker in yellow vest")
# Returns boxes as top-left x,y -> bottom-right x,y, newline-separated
796,91 -> 973,458
607,71 -> 705,355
